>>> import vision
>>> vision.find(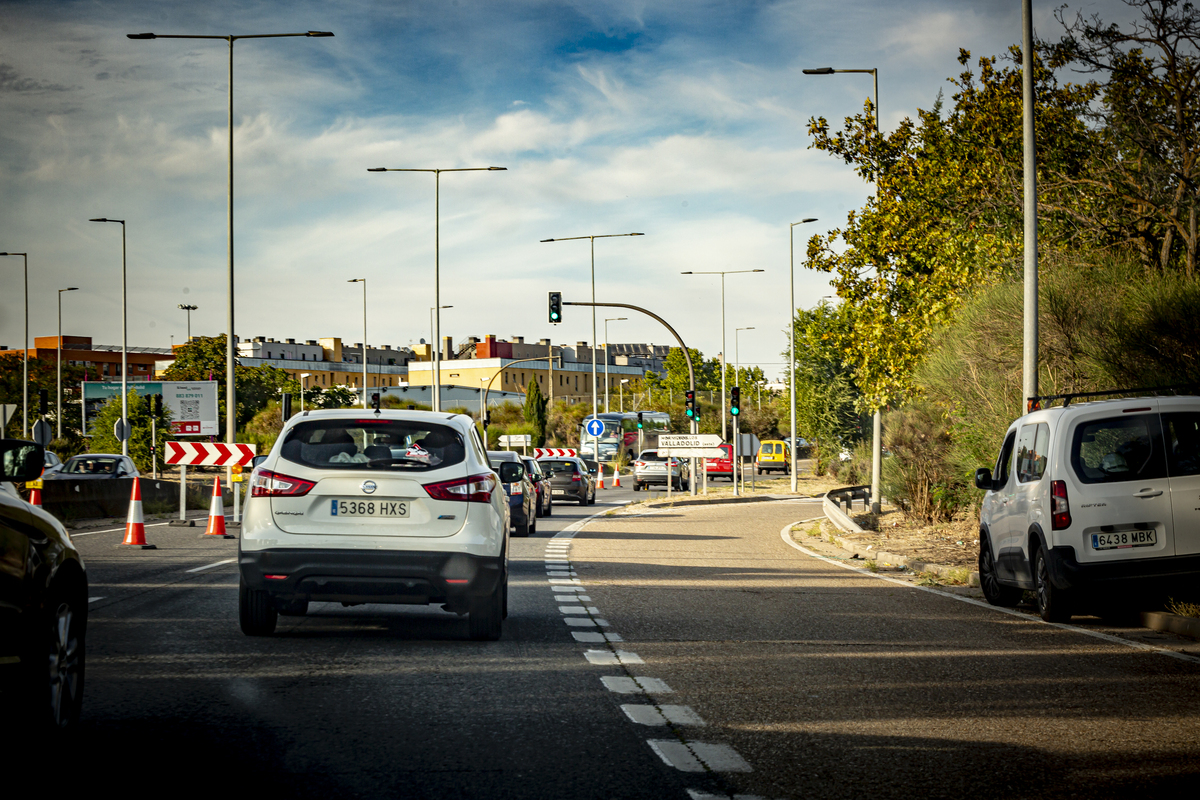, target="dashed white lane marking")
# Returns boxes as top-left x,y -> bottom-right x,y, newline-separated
584,649 -> 643,665
88,596 -> 105,603
547,571 -> 578,577
572,631 -> 623,642
778,521 -> 1200,666
555,594 -> 591,602
601,676 -> 672,694
649,741 -> 752,773
553,585 -> 587,593
549,578 -> 583,586
621,704 -> 706,726
565,617 -> 607,627
559,605 -> 601,615
186,559 -> 235,573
